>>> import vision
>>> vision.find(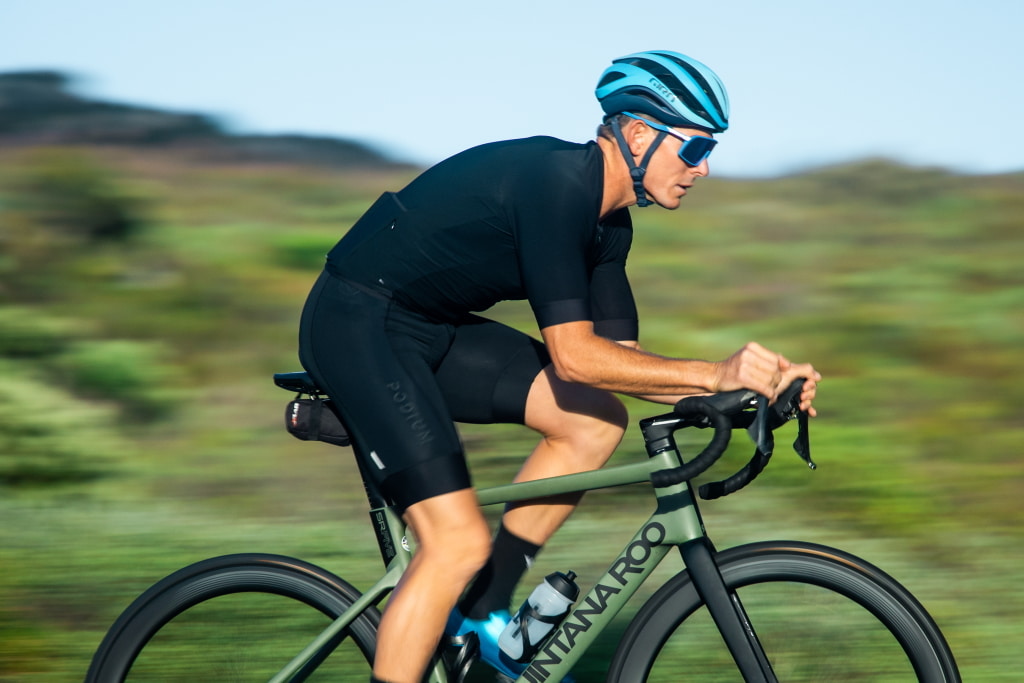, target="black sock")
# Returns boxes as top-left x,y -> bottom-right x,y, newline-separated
459,523 -> 541,620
